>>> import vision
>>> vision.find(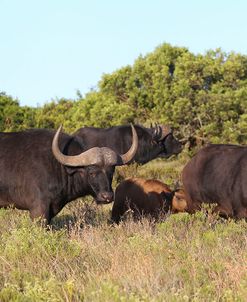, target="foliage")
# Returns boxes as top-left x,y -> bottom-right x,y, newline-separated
1,43 -> 247,145
0,92 -> 36,131
35,98 -> 76,133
